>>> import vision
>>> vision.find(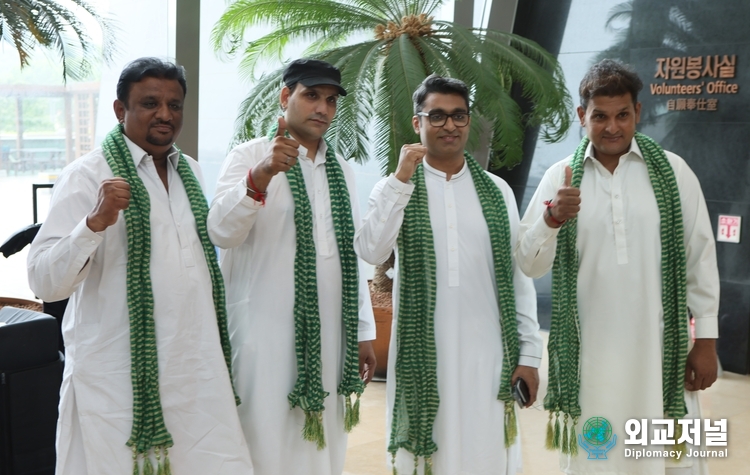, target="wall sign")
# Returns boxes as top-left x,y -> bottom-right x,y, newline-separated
650,55 -> 738,112
717,215 -> 741,243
